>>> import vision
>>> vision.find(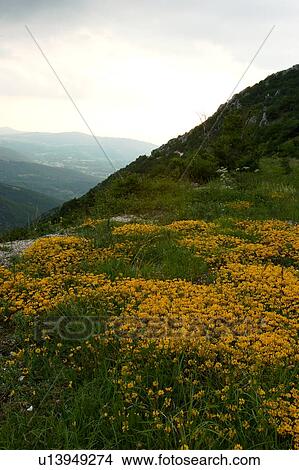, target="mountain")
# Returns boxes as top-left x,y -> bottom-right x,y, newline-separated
54,64 -> 299,221
0,127 -> 22,135
0,182 -> 60,232
119,64 -> 299,179
0,131 -> 157,180
0,146 -> 29,161
0,158 -> 98,202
